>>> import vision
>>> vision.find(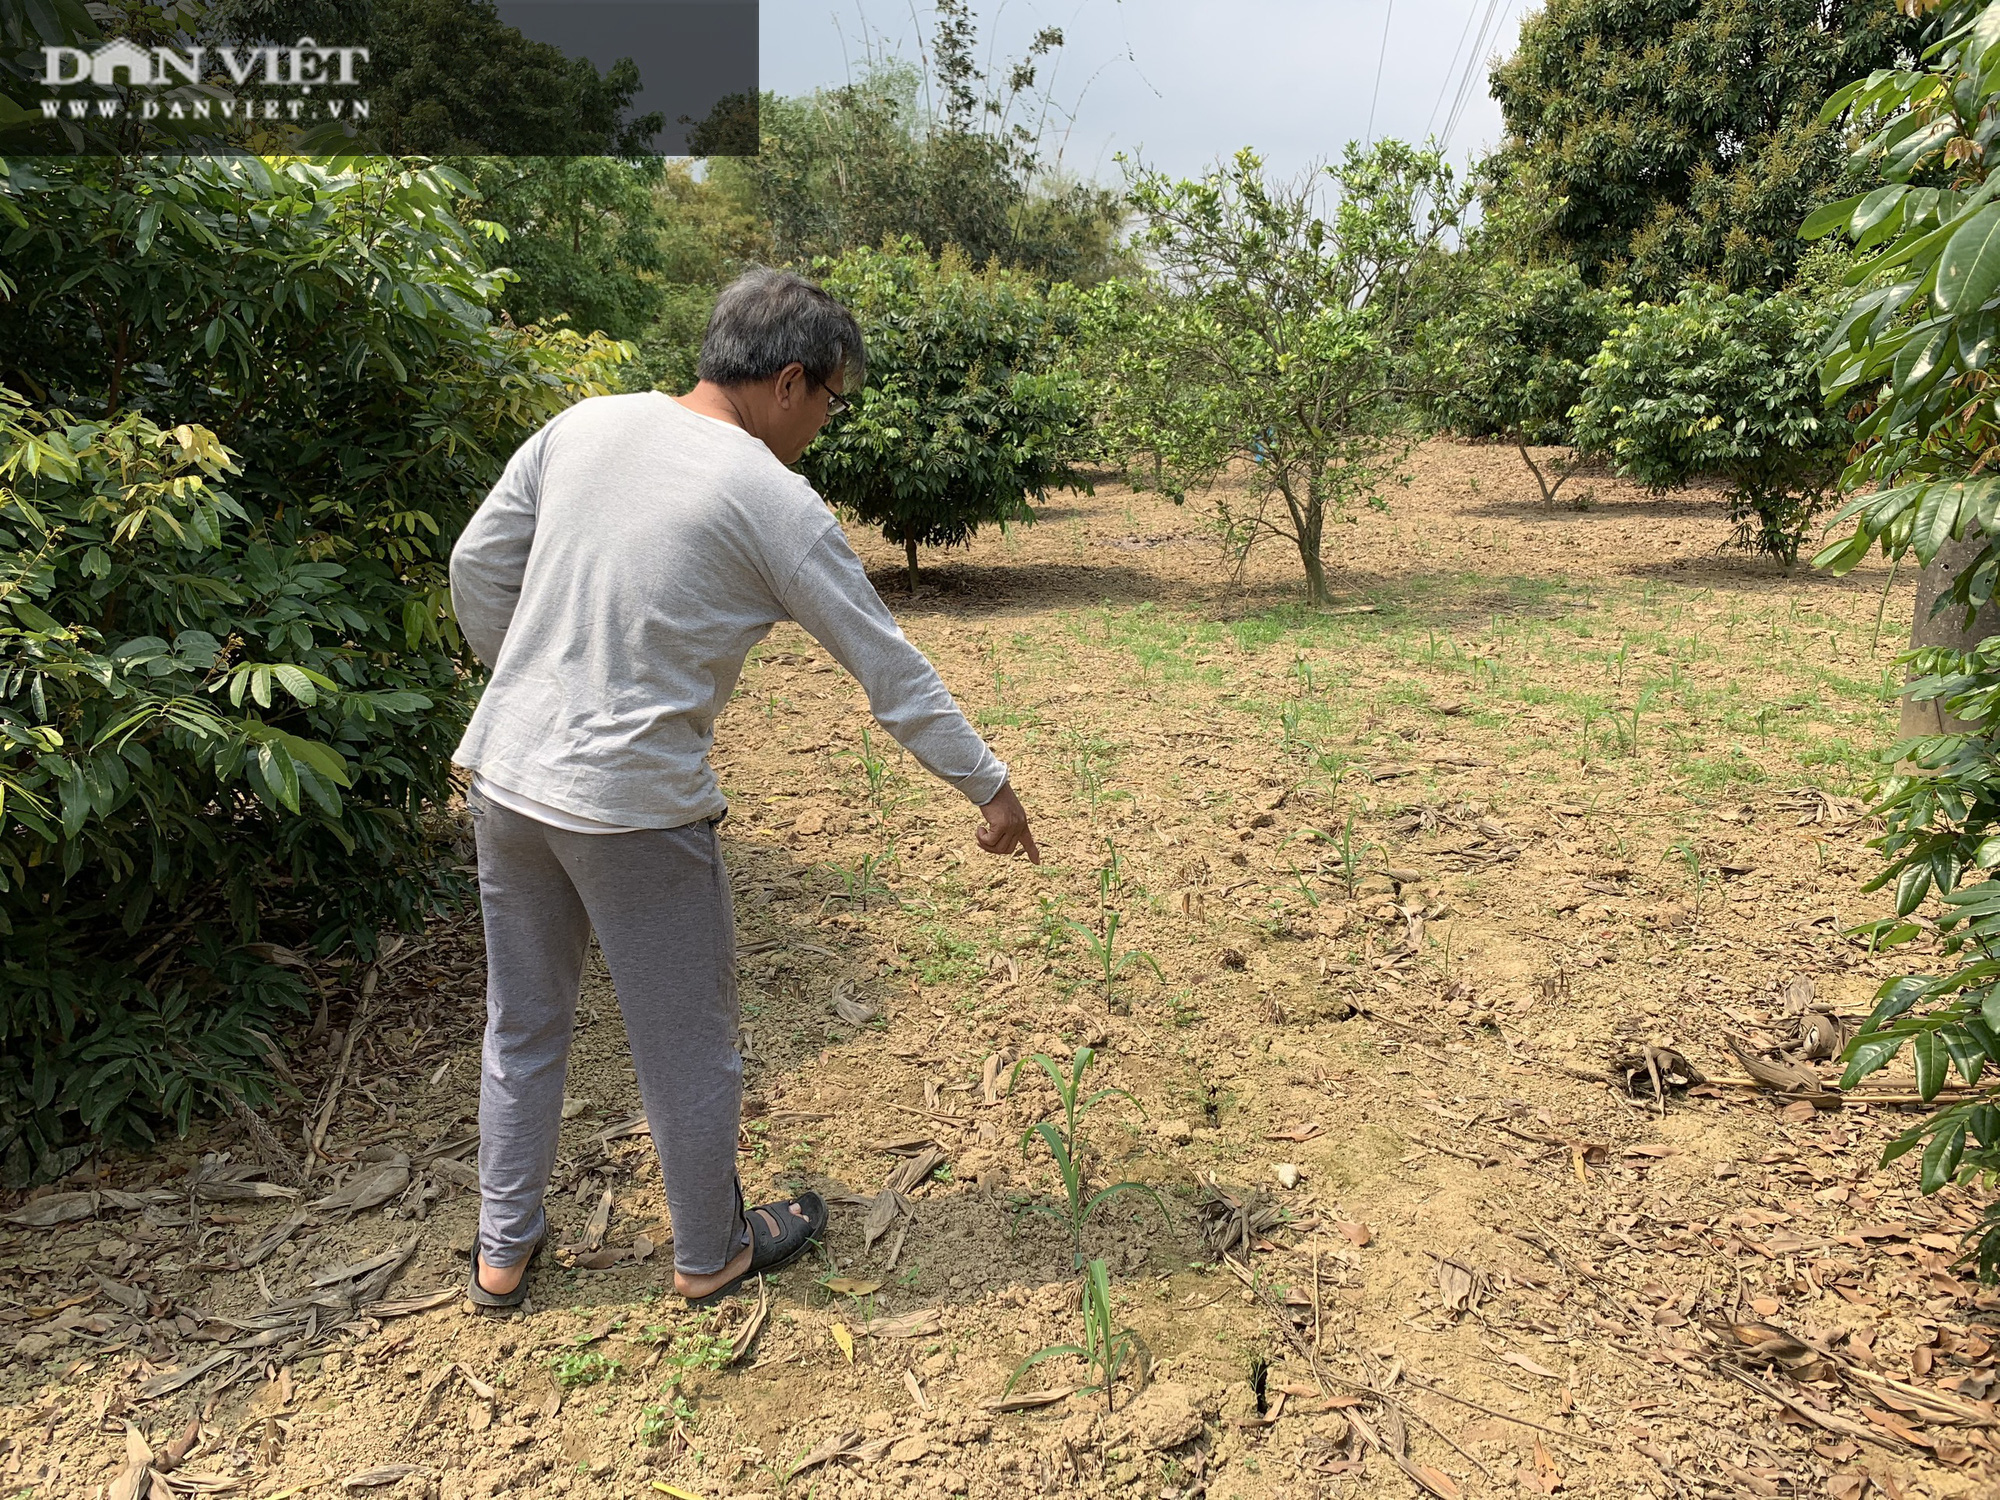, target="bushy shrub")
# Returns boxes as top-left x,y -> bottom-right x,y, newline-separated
800,241 -> 1088,591
1571,287 -> 1847,563
0,153 -> 626,1182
